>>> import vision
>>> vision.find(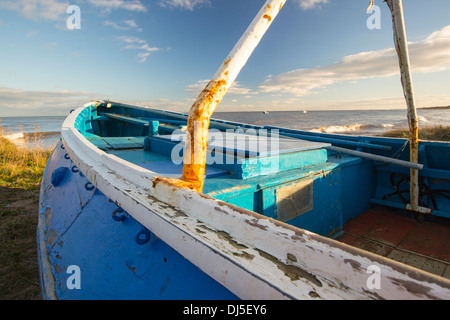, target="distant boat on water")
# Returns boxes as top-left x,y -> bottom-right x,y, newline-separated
263,111 -> 269,115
